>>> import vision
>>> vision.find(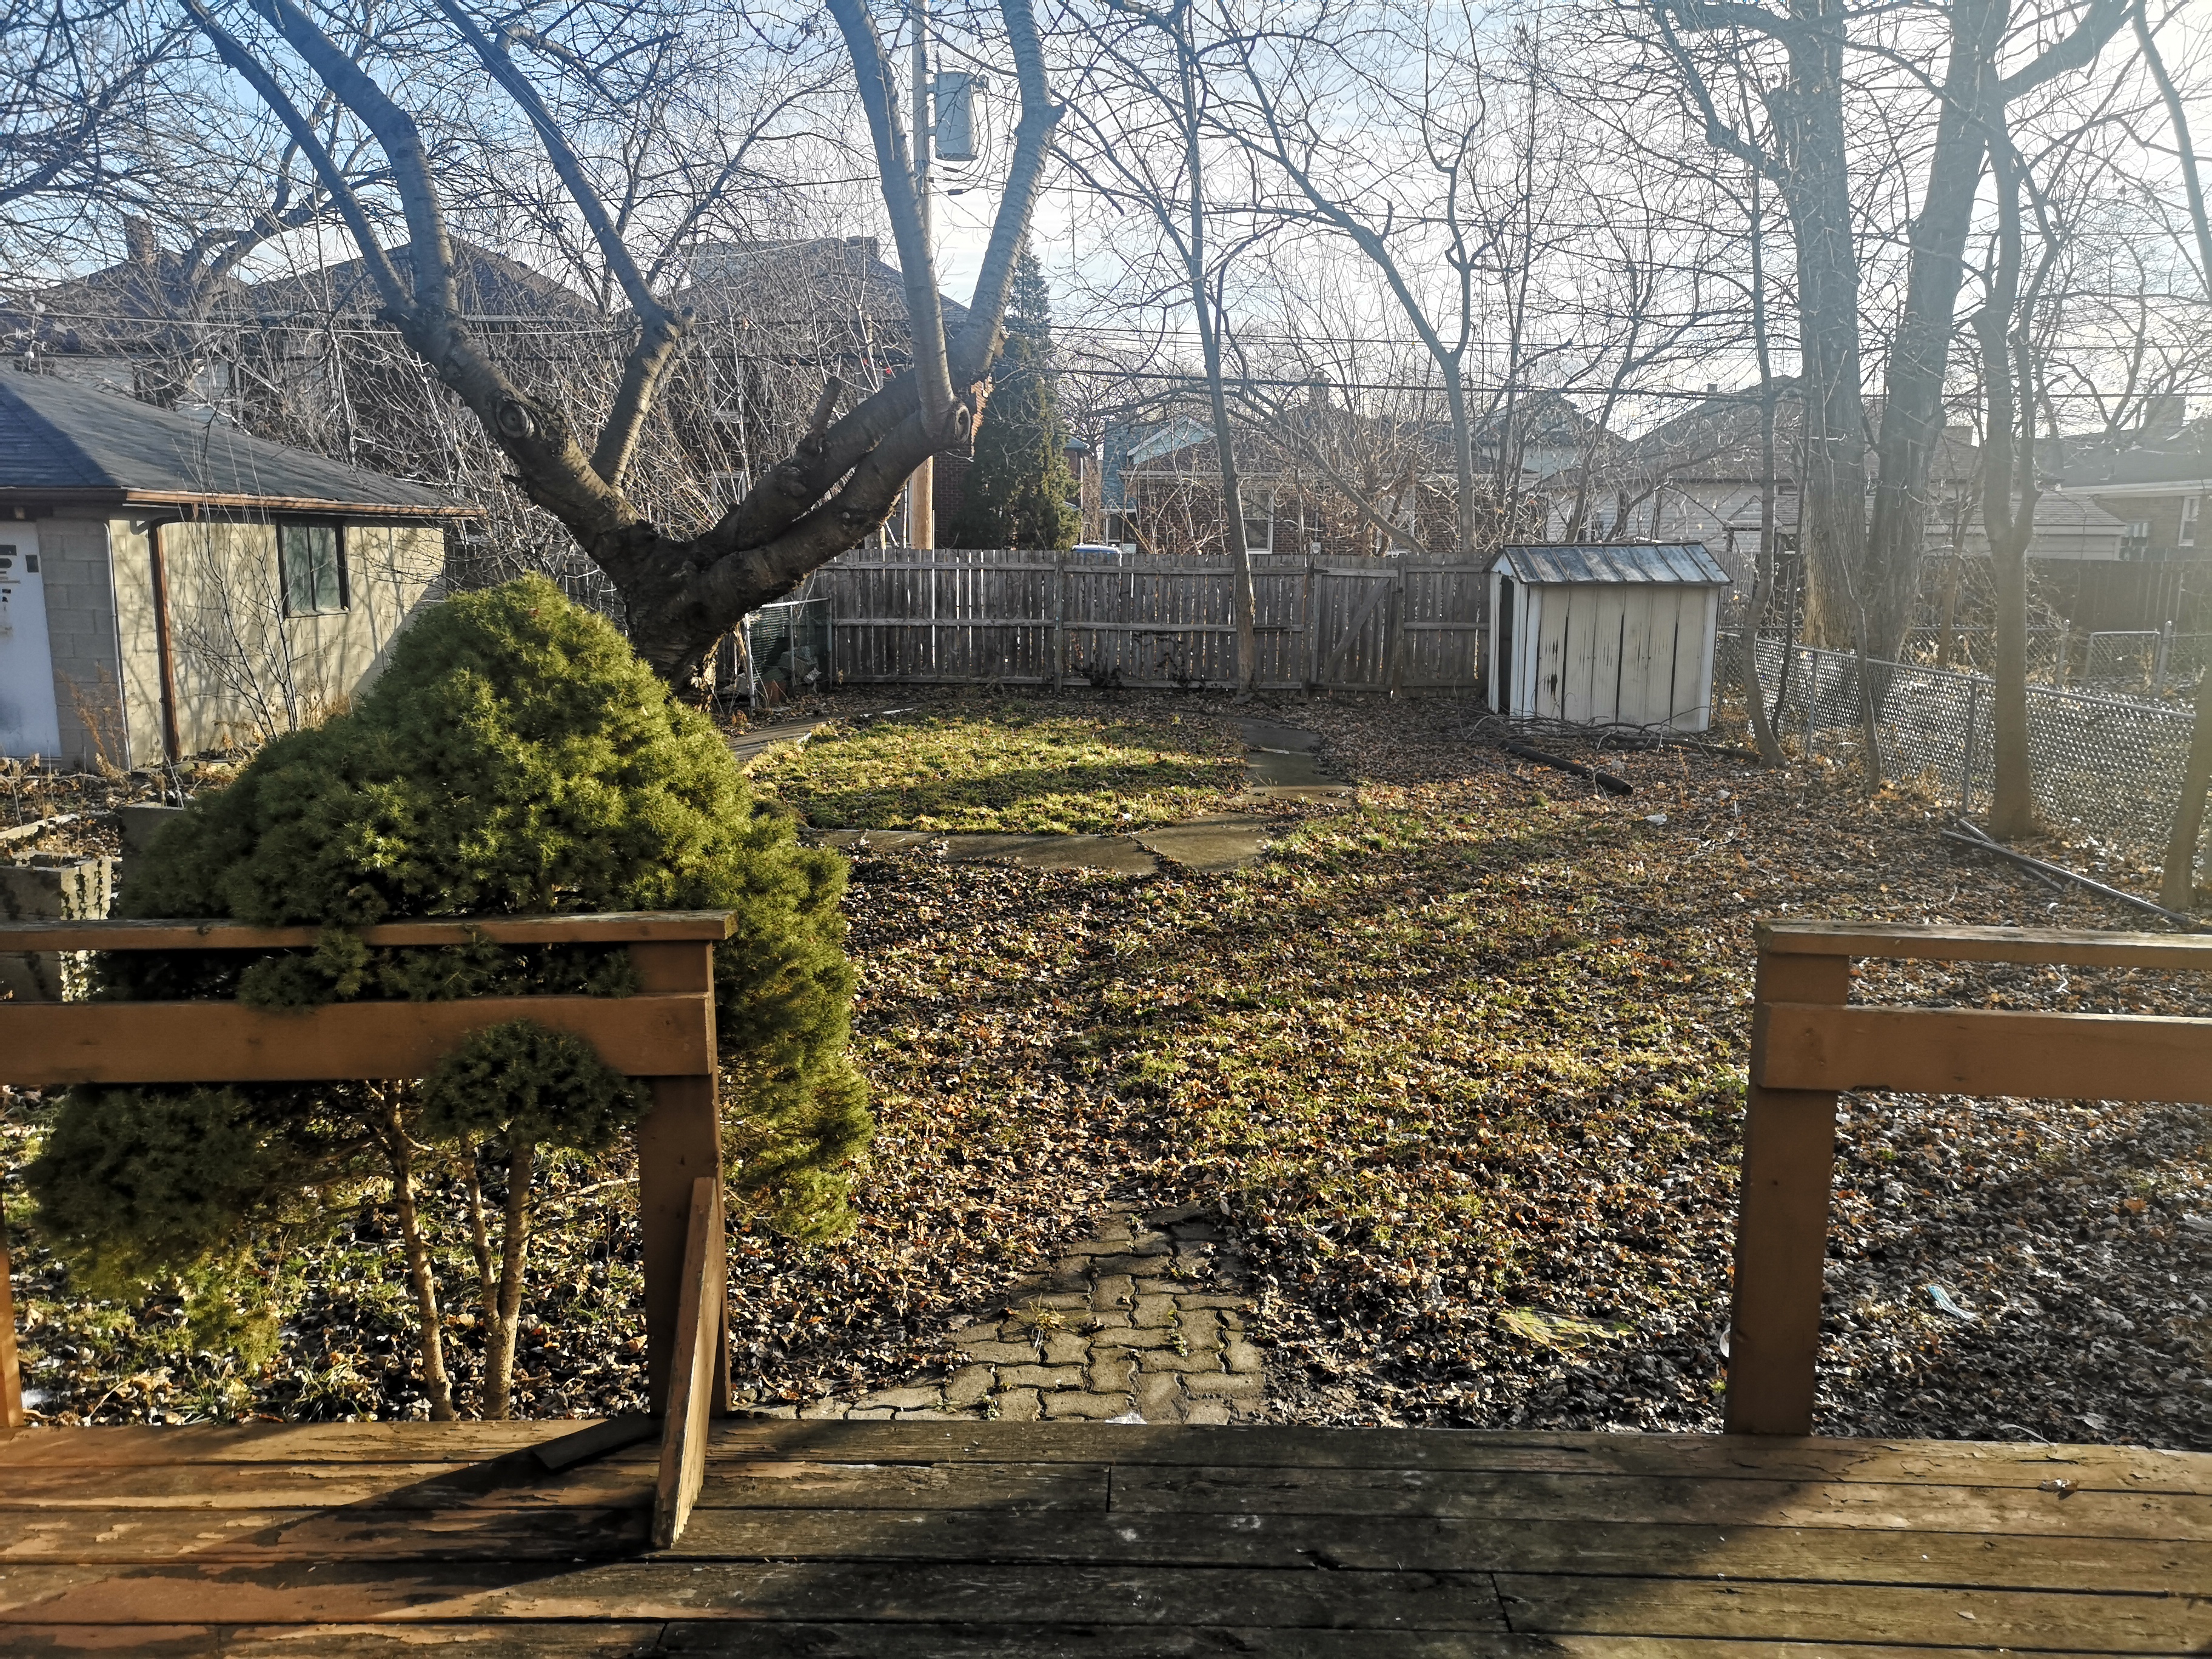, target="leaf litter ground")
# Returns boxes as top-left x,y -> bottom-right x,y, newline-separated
4,693 -> 2208,1448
